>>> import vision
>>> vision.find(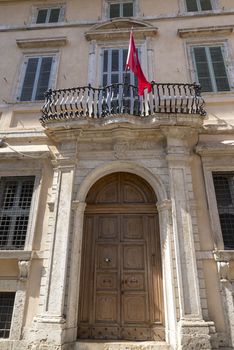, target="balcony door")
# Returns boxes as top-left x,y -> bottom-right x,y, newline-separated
77,172 -> 164,341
